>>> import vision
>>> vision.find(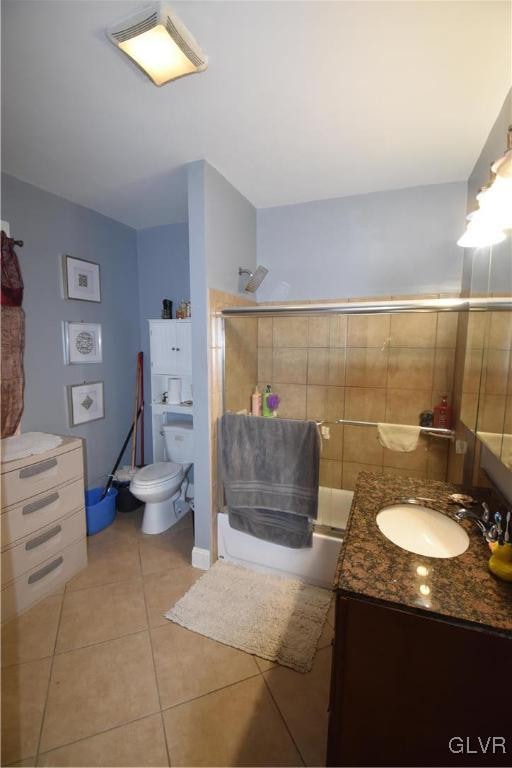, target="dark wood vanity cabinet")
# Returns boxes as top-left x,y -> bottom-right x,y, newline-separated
327,594 -> 512,767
